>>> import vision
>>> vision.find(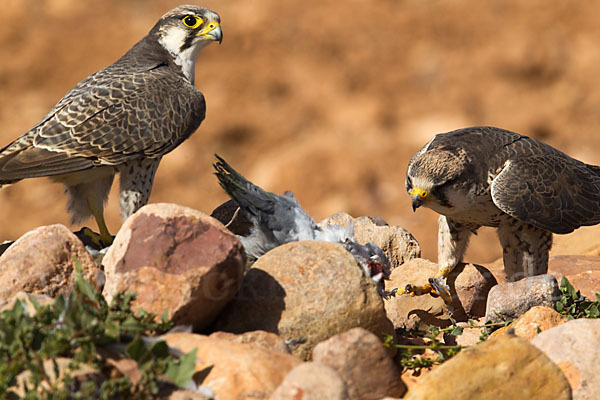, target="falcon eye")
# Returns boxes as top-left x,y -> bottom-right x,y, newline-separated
182,15 -> 203,29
